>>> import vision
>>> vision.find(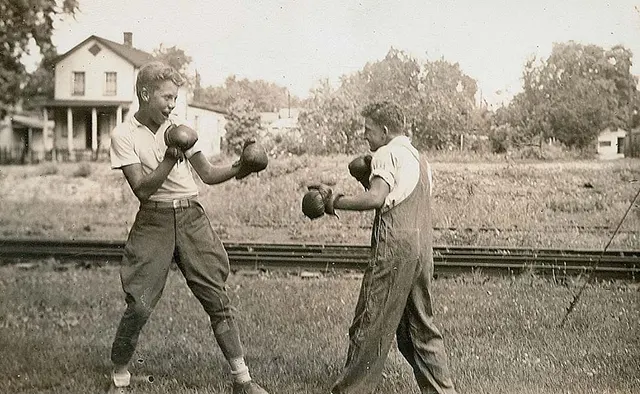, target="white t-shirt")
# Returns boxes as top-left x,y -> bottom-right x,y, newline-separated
369,135 -> 432,211
110,115 -> 204,202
